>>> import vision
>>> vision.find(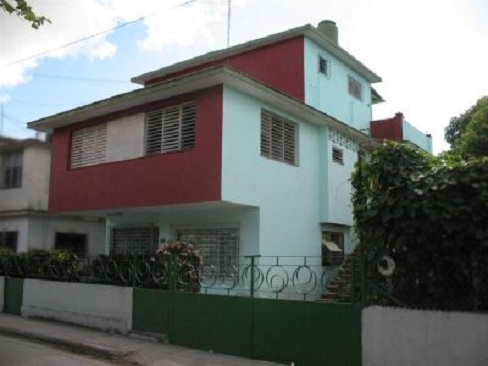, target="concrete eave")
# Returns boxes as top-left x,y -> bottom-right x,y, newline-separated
0,138 -> 49,152
29,66 -> 378,151
131,24 -> 381,85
